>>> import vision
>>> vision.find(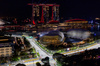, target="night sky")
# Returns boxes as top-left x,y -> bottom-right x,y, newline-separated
0,0 -> 100,19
